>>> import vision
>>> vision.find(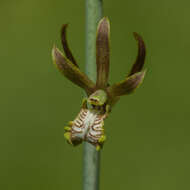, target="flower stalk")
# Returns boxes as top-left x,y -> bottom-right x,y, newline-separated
84,0 -> 103,189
